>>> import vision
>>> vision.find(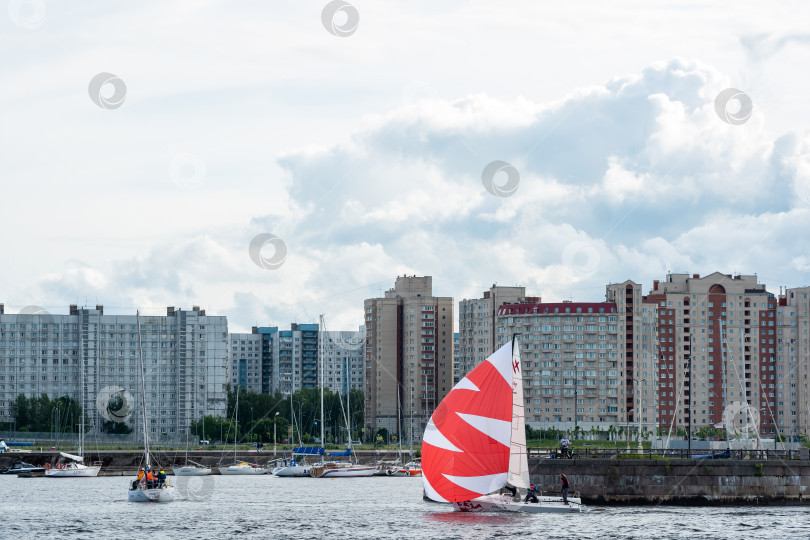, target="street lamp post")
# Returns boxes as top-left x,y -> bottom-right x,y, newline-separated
688,334 -> 693,457
274,412 -> 280,456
